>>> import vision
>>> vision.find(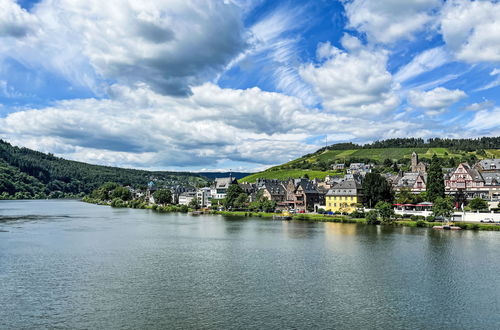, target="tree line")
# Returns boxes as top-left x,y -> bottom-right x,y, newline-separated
0,139 -> 207,199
